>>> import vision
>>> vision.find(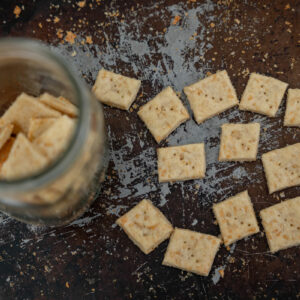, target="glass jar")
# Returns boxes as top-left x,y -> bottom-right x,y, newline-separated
0,38 -> 107,226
